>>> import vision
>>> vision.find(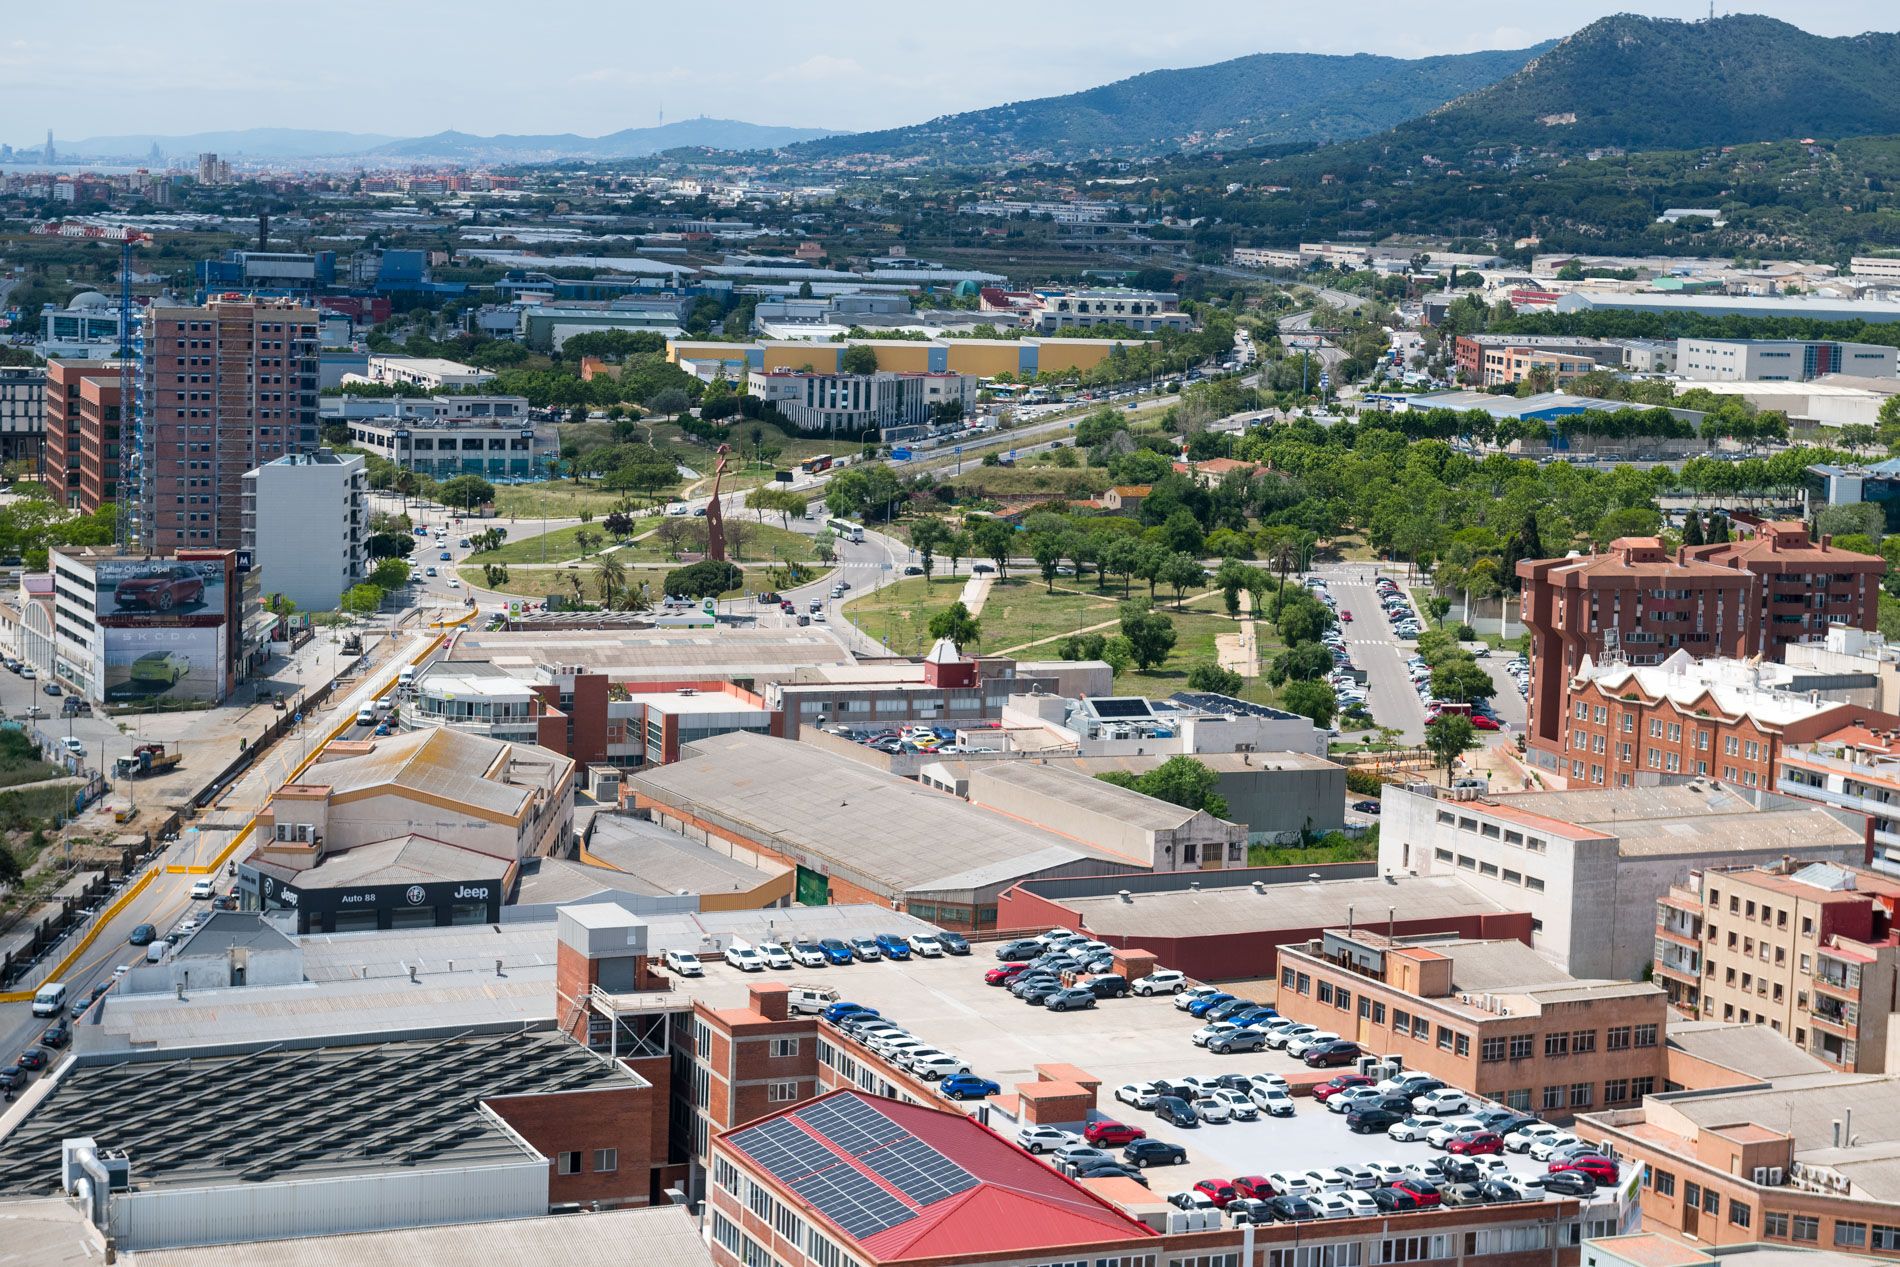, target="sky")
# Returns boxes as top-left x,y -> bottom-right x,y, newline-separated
4,0 -> 1895,144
